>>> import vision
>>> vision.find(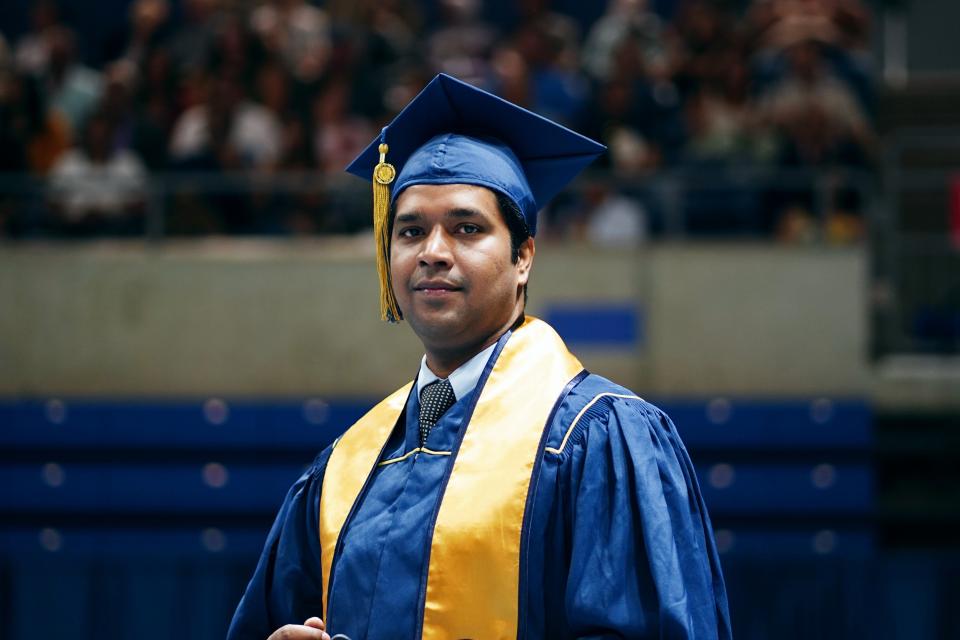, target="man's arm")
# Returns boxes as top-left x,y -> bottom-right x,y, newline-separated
561,397 -> 732,639
228,450 -> 331,640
